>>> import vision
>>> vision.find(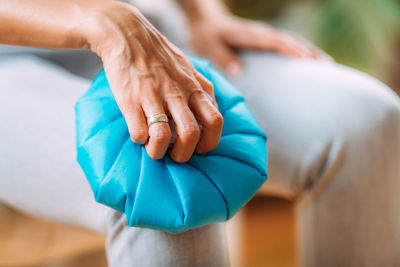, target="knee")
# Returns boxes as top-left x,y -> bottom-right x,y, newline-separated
295,59 -> 400,151
296,66 -> 400,196
238,54 -> 400,197
336,69 -> 400,146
